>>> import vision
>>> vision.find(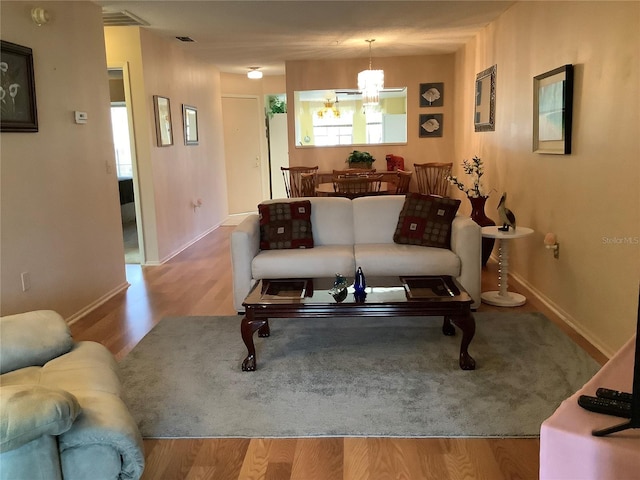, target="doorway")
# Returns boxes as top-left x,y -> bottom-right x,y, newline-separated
108,66 -> 144,264
222,95 -> 267,214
